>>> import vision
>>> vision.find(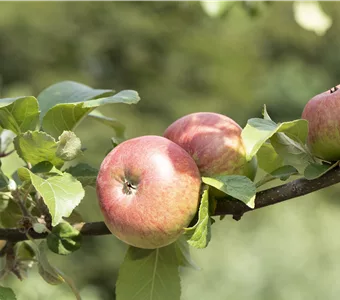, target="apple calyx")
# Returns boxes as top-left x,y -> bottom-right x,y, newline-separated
122,179 -> 137,195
